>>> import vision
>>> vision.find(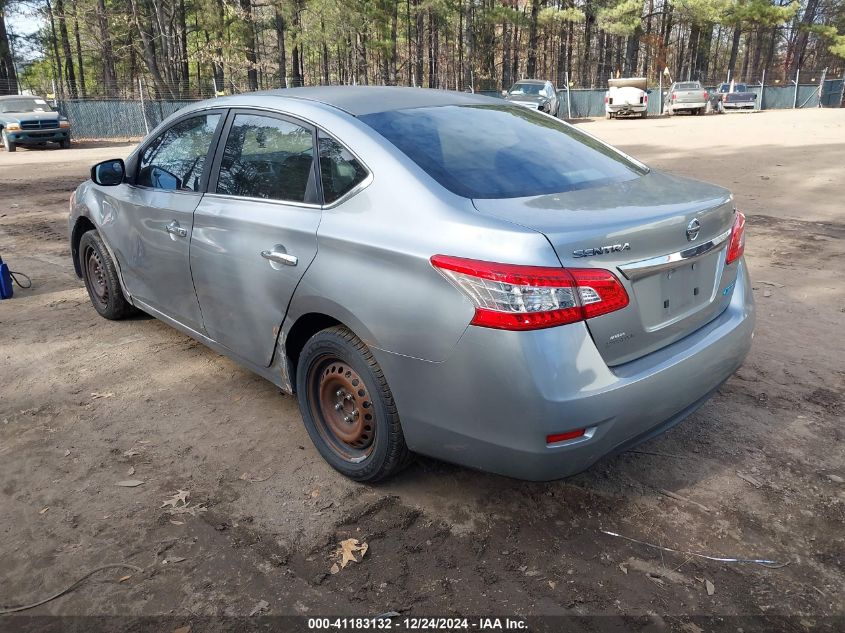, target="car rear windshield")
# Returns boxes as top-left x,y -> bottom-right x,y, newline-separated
0,98 -> 53,113
676,82 -> 701,90
360,104 -> 646,199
